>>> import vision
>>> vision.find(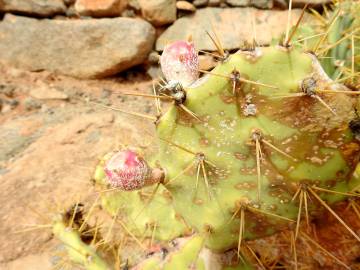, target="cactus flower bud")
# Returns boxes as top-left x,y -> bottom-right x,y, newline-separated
104,150 -> 162,191
160,40 -> 199,87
